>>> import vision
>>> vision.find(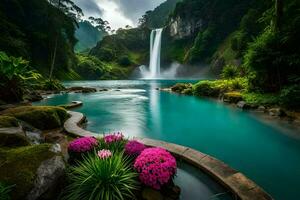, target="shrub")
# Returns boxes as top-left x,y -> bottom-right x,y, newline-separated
118,56 -> 132,67
63,153 -> 139,200
221,65 -> 239,79
279,85 -> 300,109
125,140 -> 146,157
0,183 -> 14,200
193,81 -> 220,97
0,51 -> 42,102
68,137 -> 98,153
171,83 -> 192,93
134,147 -> 177,190
40,79 -> 65,91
